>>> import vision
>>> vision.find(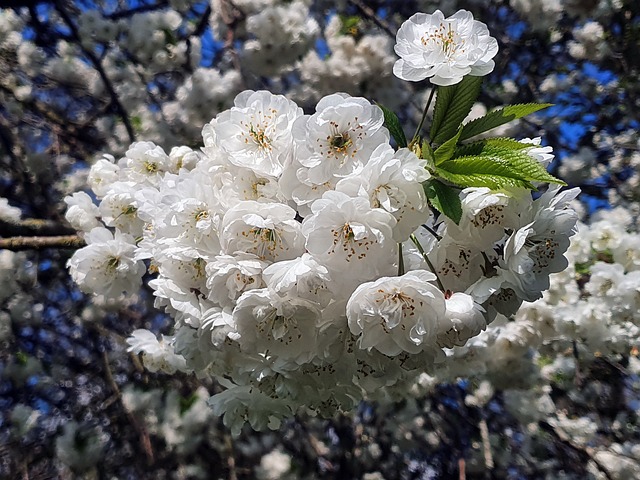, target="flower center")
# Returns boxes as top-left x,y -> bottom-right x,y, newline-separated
421,22 -> 464,59
249,124 -> 271,150
143,160 -> 158,173
329,223 -> 373,261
